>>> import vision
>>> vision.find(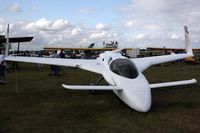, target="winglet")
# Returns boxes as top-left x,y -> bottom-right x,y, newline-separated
184,26 -> 193,56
